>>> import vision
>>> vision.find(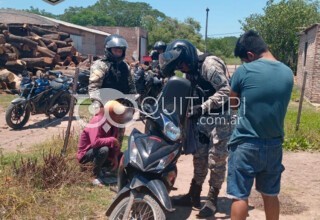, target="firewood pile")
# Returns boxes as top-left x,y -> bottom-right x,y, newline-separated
0,23 -> 81,71
0,23 -> 87,92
